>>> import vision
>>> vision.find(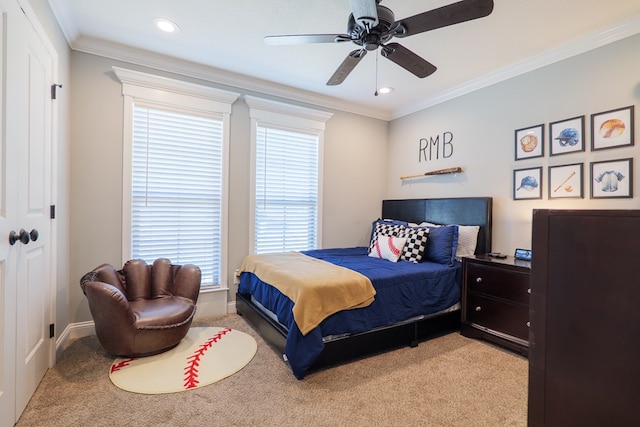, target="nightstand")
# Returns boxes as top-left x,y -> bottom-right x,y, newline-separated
460,254 -> 531,356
